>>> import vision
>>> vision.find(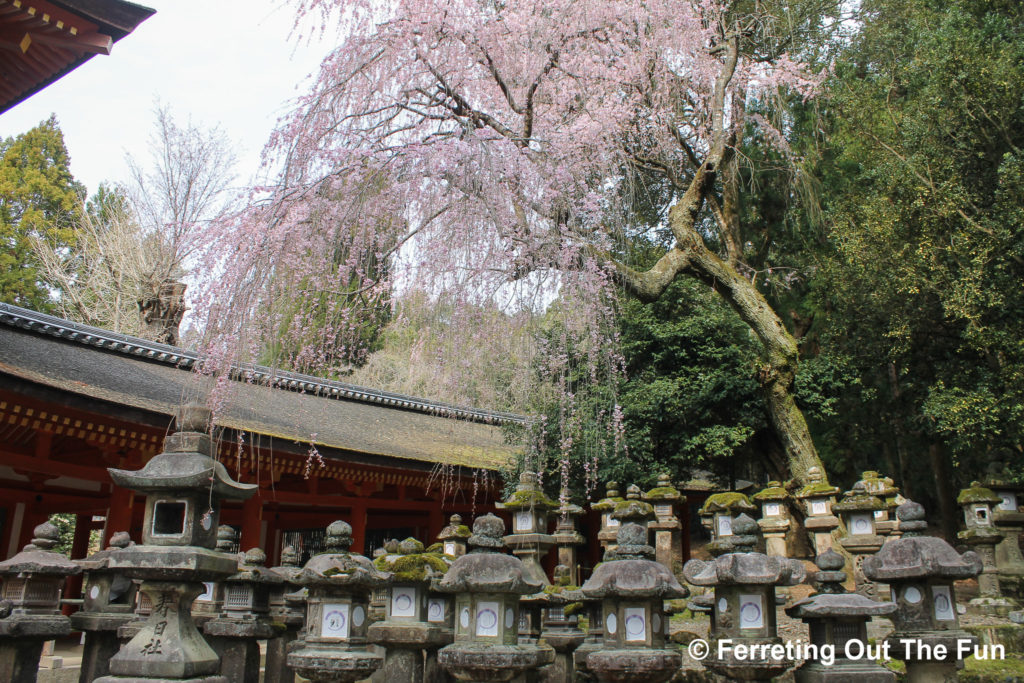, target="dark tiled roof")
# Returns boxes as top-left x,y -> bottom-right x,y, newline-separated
0,303 -> 525,470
